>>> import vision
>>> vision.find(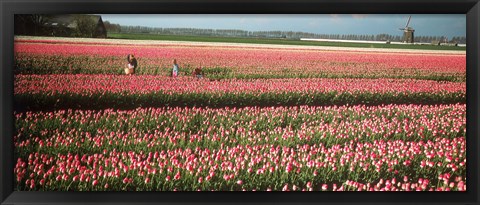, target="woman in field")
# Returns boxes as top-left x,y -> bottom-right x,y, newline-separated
125,54 -> 138,75
172,59 -> 179,77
